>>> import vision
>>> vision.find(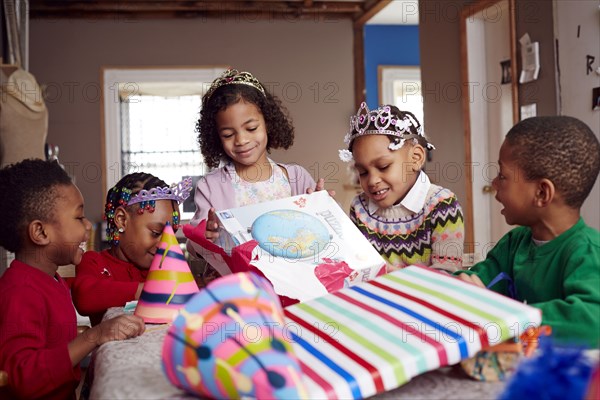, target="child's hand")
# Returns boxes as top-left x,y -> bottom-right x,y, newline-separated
92,314 -> 145,346
68,314 -> 145,366
306,178 -> 336,197
456,273 -> 486,288
205,208 -> 220,243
